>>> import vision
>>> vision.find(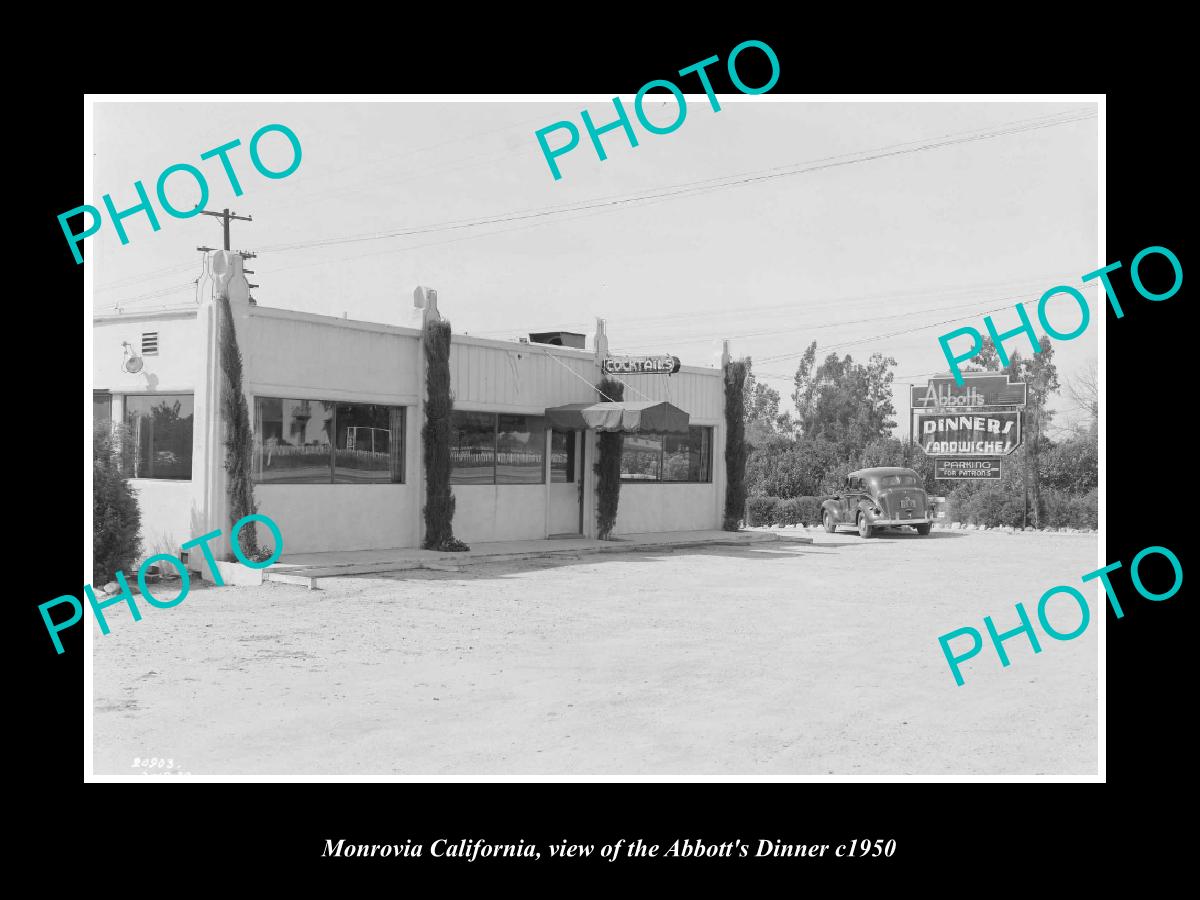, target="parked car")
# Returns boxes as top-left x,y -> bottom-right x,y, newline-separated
822,467 -> 935,538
